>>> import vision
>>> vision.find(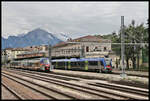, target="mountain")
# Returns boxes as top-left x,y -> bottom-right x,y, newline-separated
1,28 -> 63,49
54,32 -> 71,41
18,33 -> 26,37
